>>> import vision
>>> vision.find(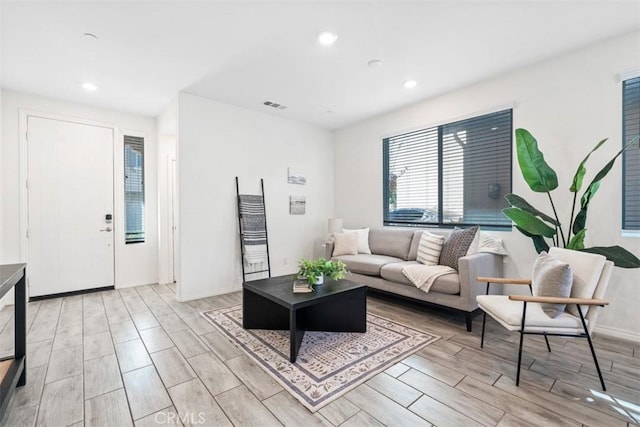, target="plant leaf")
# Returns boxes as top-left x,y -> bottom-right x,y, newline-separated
503,207 -> 556,238
515,226 -> 550,253
581,246 -> 640,268
570,138 -> 607,193
515,129 -> 559,192
566,229 -> 586,250
505,193 -> 560,226
572,149 -> 625,235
